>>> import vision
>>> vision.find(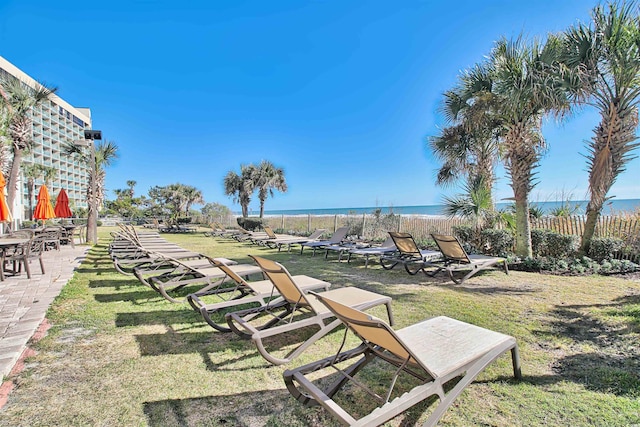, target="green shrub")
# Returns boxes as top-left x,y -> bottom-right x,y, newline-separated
588,237 -> 625,262
236,217 -> 263,231
521,256 -> 542,271
452,225 -> 477,252
480,229 -> 514,256
452,225 -> 474,243
531,229 -> 550,257
530,229 -> 578,258
545,232 -> 579,258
